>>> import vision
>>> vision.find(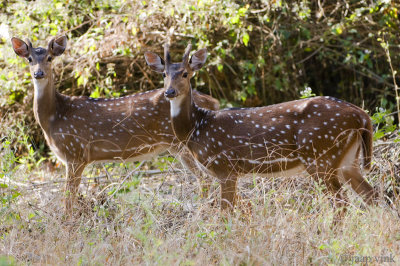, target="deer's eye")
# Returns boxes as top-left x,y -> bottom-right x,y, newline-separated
182,72 -> 188,78
162,72 -> 166,78
28,57 -> 32,63
47,56 -> 52,62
